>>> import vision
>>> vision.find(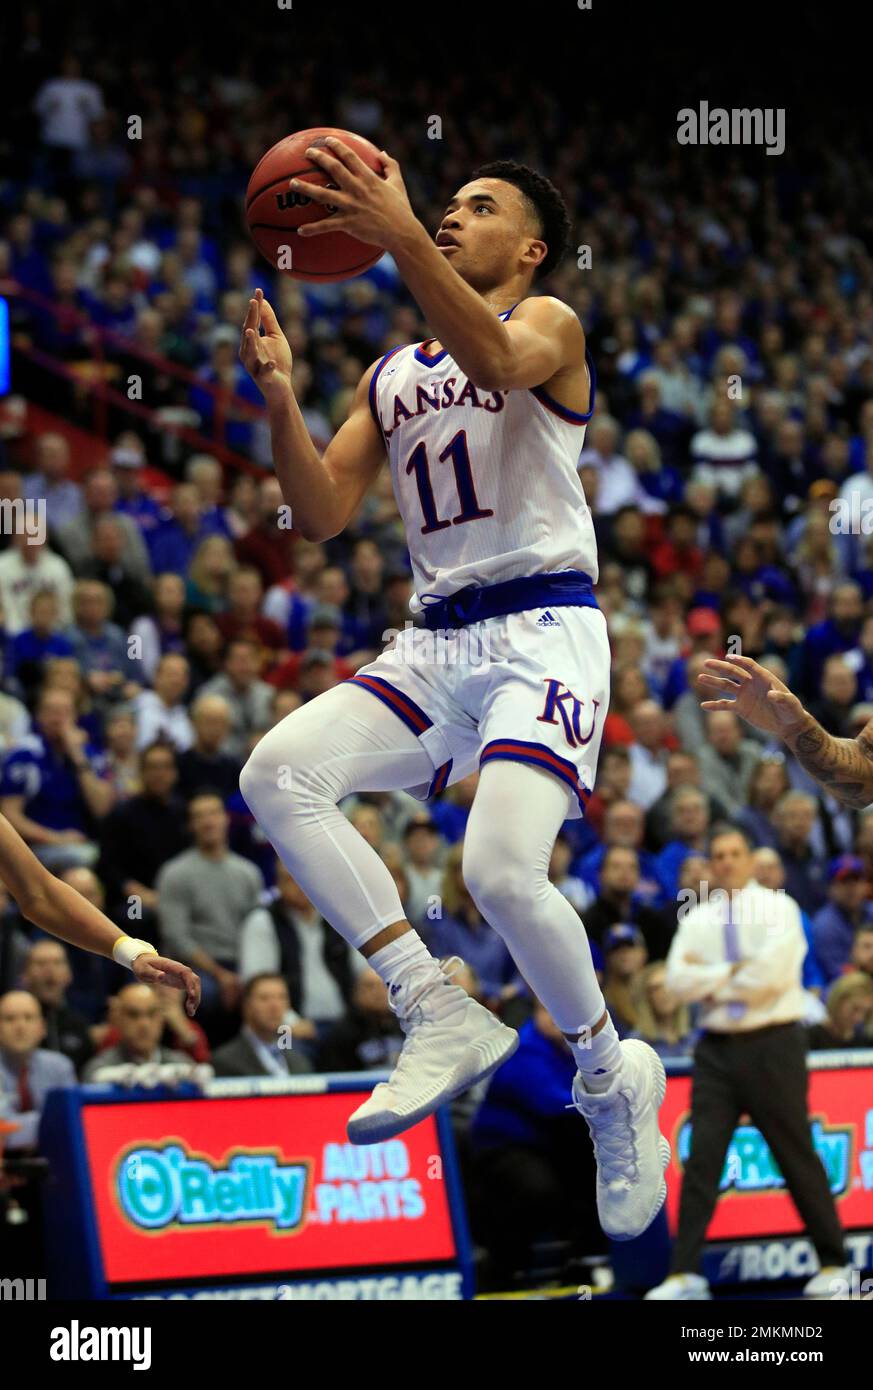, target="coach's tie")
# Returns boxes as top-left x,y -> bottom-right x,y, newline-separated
17,1061 -> 35,1113
722,903 -> 747,1021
